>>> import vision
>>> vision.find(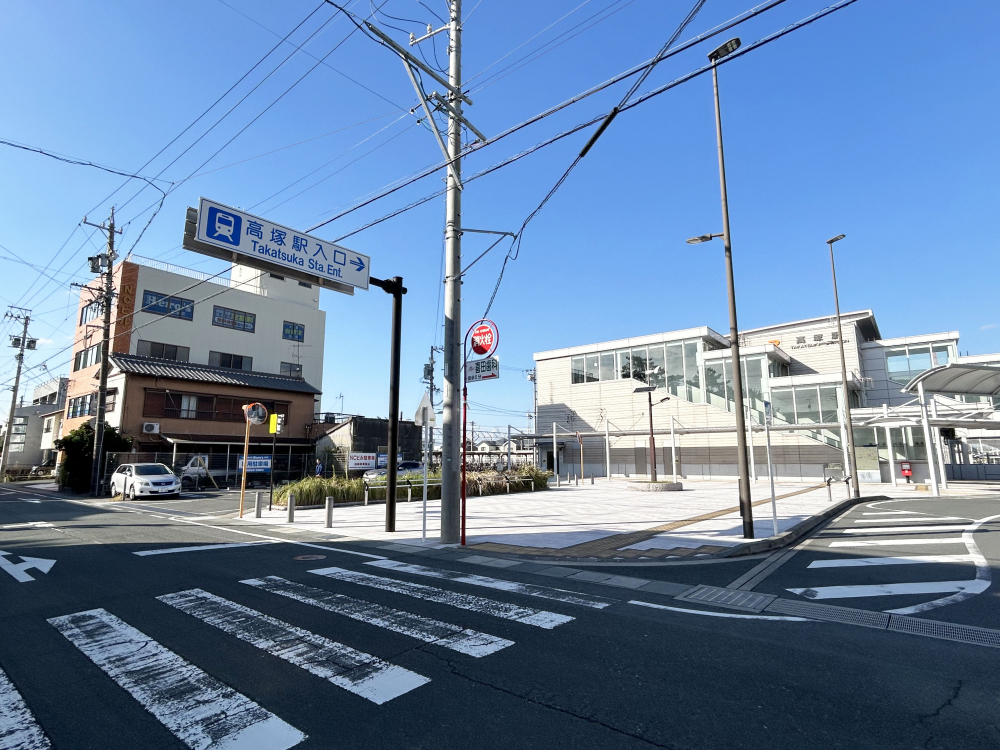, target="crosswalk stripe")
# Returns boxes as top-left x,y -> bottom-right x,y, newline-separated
242,576 -> 513,657
852,517 -> 964,524
48,608 -> 305,749
309,566 -> 574,629
158,589 -> 428,704
787,580 -> 990,600
807,554 -> 976,568
839,525 -> 969,535
828,538 -> 968,548
0,666 -> 51,750
366,560 -> 614,609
